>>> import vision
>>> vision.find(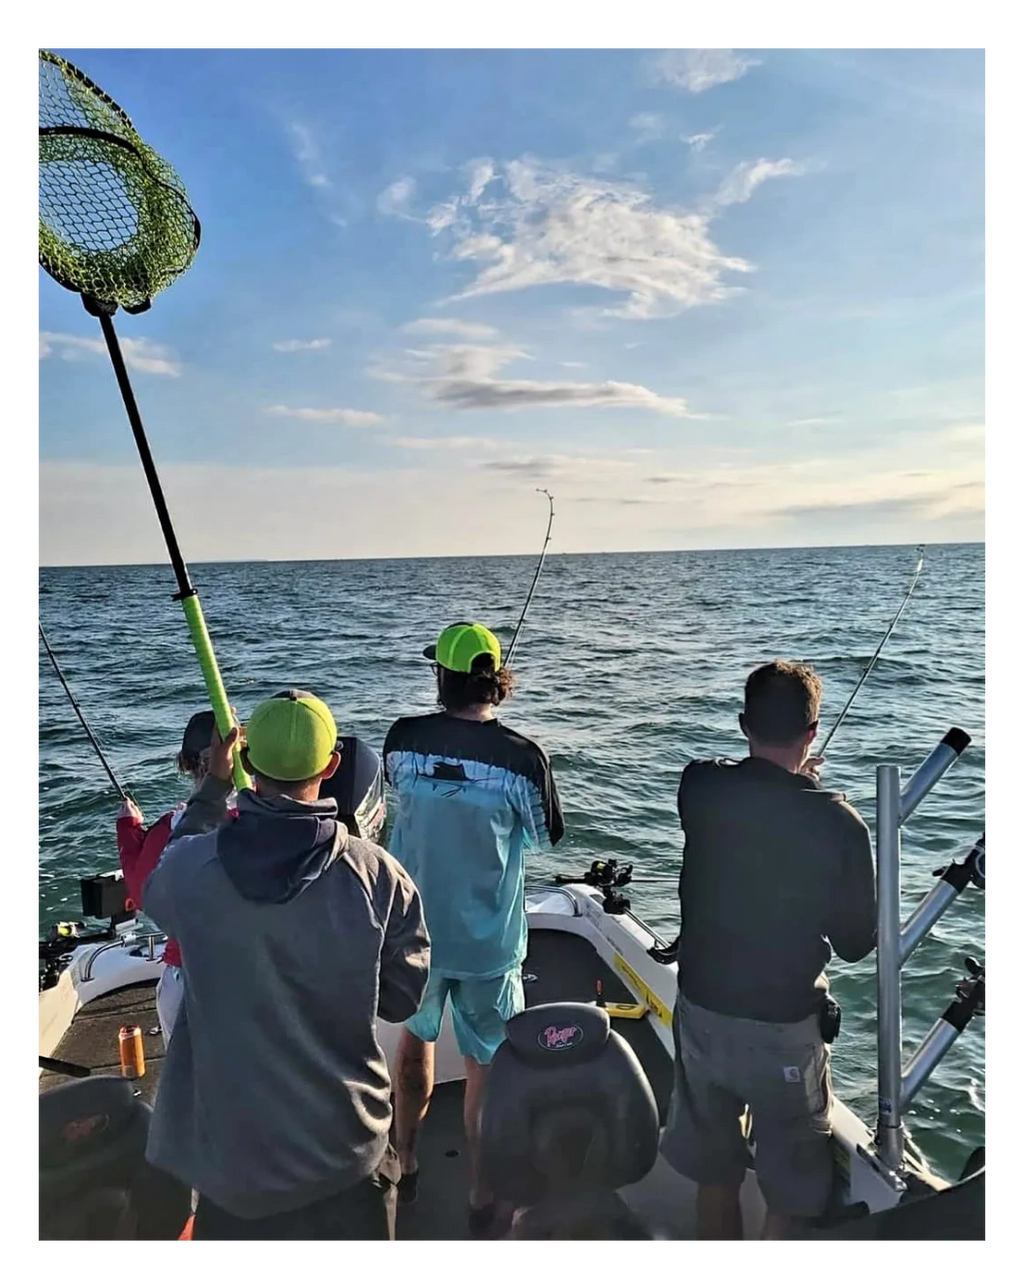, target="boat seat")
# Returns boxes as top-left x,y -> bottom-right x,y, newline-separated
40,1075 -> 150,1192
479,1002 -> 660,1212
